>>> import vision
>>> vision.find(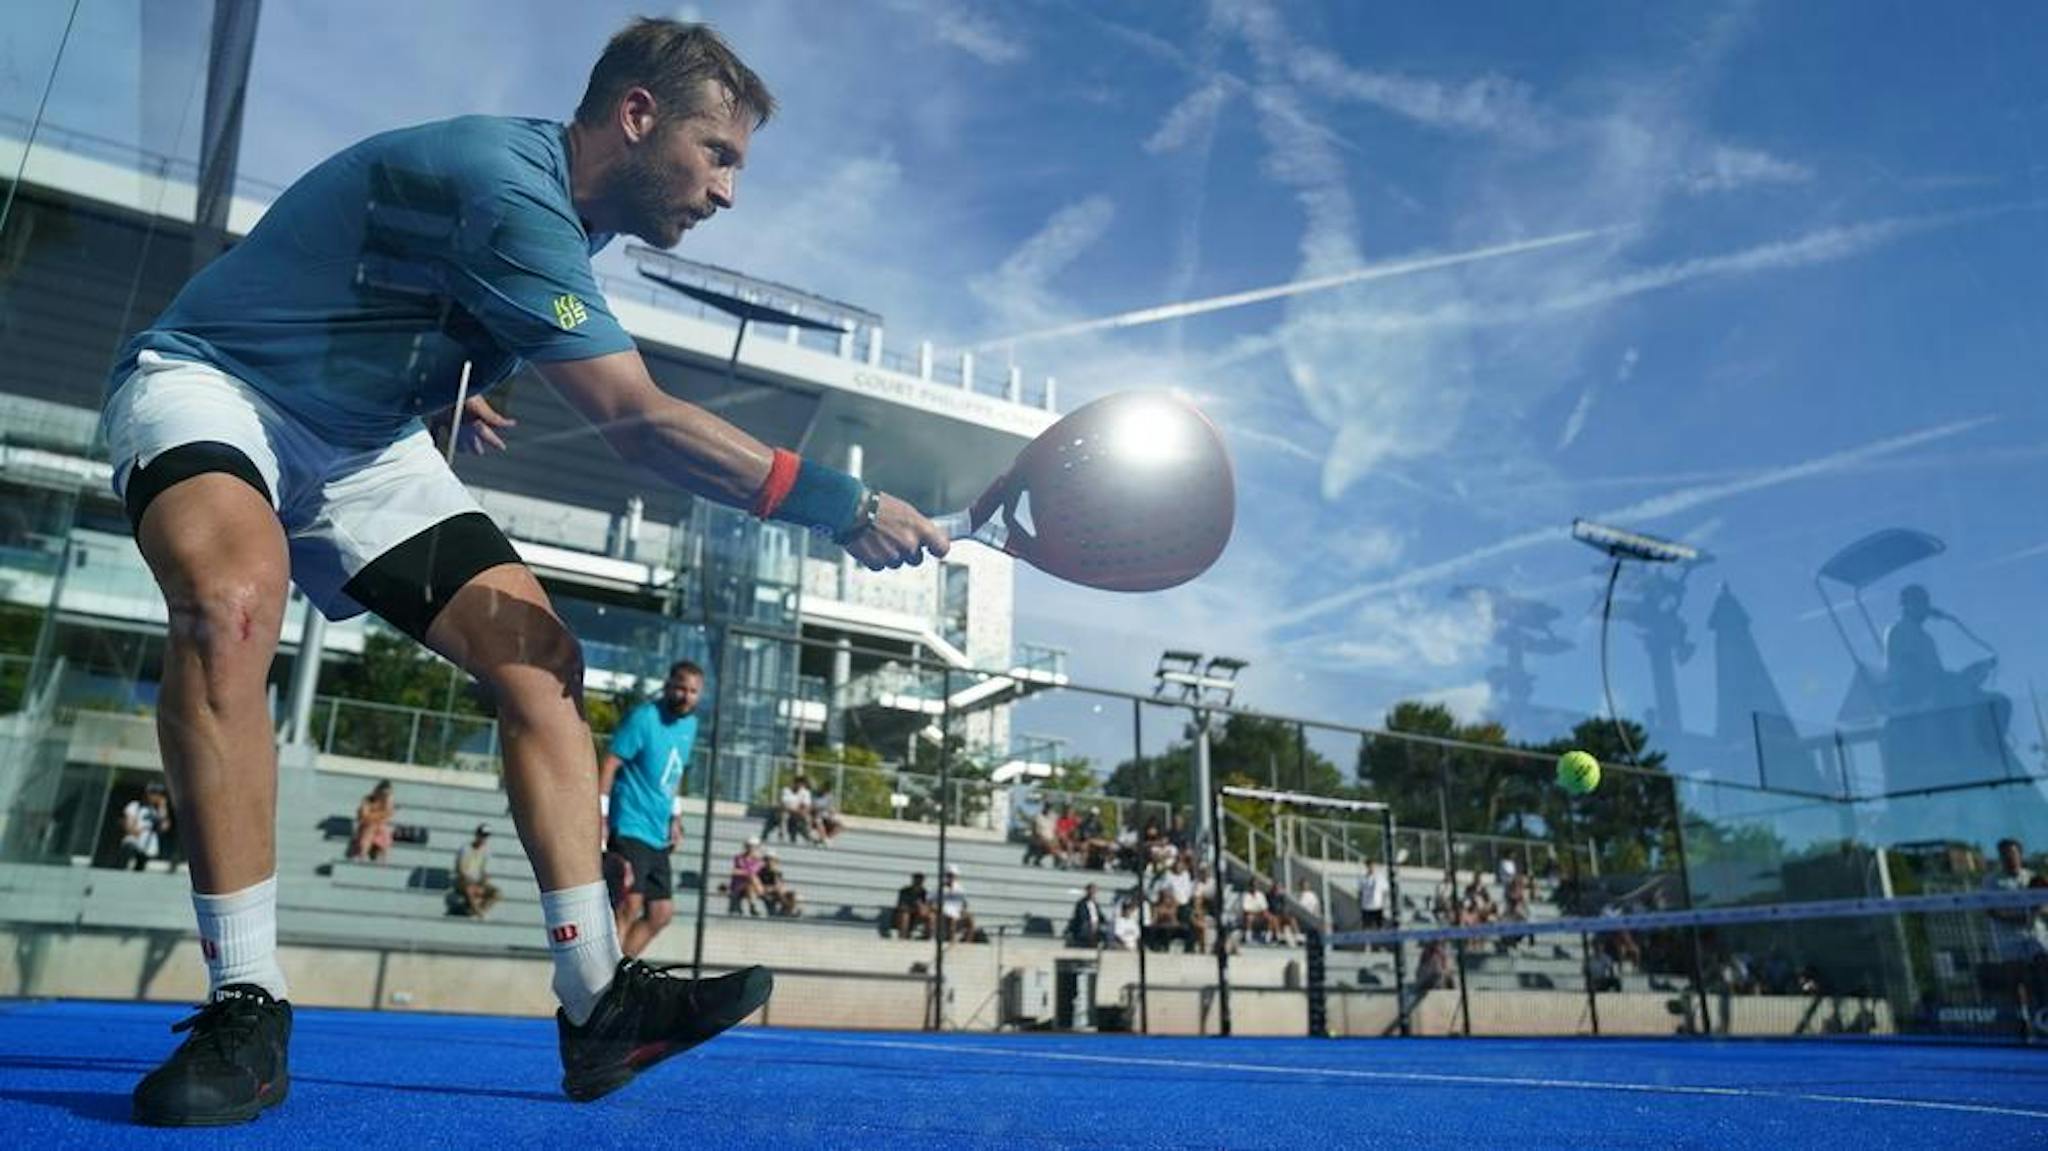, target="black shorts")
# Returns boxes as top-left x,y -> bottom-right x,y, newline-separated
609,835 -> 673,903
